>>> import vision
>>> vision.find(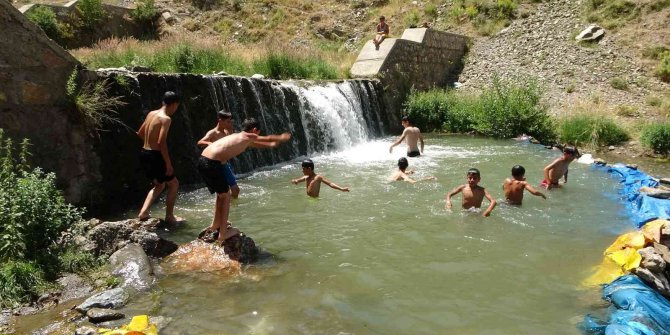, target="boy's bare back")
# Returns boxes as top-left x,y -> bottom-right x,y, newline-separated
545,157 -> 570,183
201,132 -> 257,162
141,110 -> 171,150
503,179 -> 526,205
403,127 -> 422,152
